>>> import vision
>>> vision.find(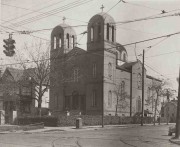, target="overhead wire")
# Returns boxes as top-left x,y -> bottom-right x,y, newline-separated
122,0 -> 165,12
8,0 -> 92,28
1,0 -> 67,25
